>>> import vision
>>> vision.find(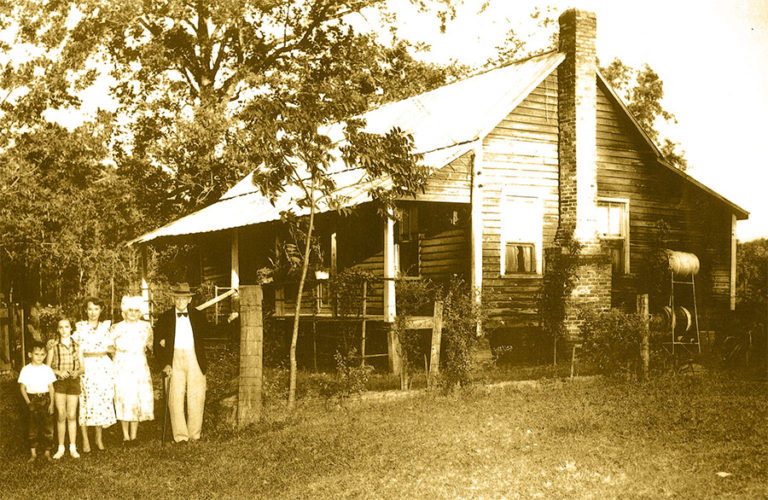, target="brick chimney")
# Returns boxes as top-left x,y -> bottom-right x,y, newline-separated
557,9 -> 599,247
553,9 -> 611,337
